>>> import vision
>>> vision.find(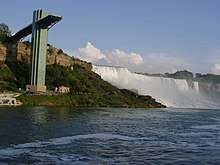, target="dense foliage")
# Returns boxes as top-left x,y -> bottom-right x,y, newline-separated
0,65 -> 17,91
194,73 -> 220,84
165,71 -> 220,83
0,23 -> 11,42
165,70 -> 194,80
43,63 -> 165,107
6,56 -> 29,89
